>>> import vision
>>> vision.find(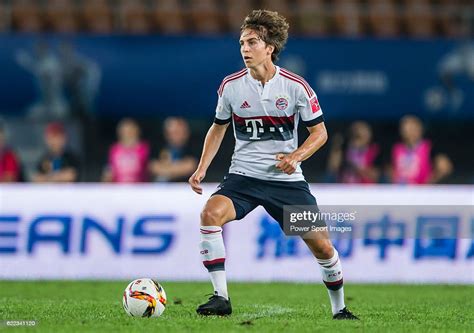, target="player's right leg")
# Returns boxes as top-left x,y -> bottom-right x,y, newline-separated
197,194 -> 236,316
197,174 -> 260,316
